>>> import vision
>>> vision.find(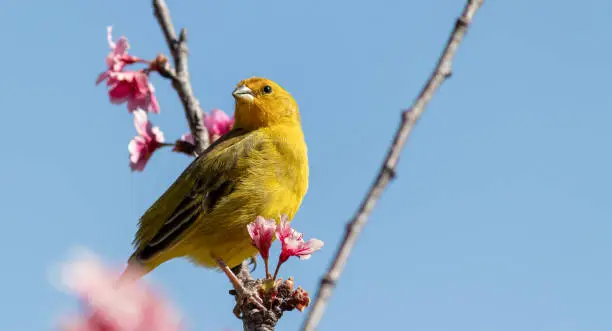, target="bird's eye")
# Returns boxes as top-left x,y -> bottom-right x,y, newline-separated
262,85 -> 273,94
